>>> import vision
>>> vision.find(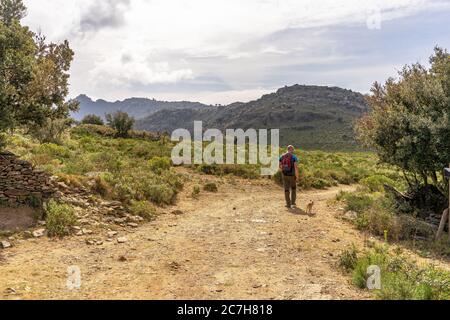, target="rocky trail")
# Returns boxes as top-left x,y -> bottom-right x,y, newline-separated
0,173 -> 372,300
